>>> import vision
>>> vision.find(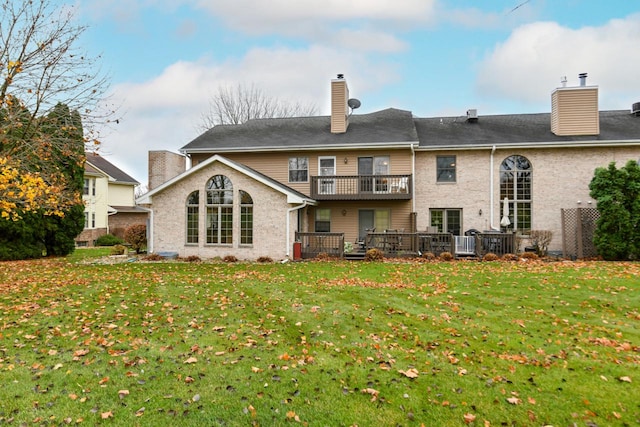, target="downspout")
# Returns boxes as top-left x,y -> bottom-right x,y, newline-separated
147,207 -> 154,253
411,143 -> 416,213
489,145 -> 496,230
286,201 -> 309,258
